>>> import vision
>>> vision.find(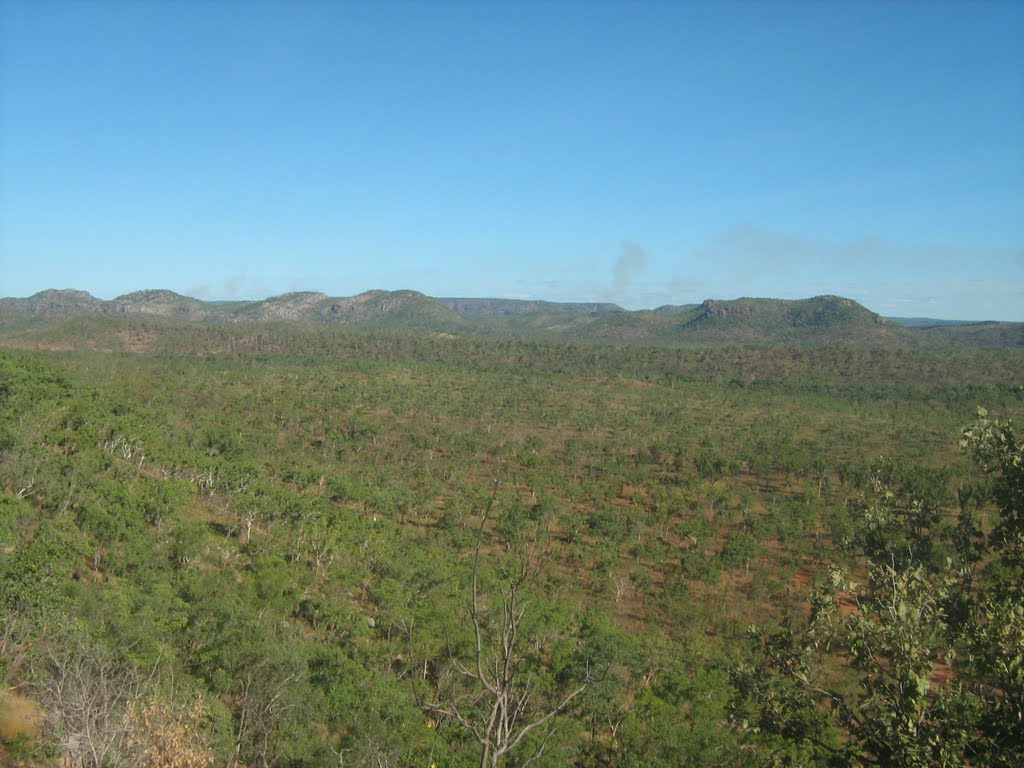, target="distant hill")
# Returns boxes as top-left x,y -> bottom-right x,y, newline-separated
672,295 -> 904,344
885,316 -> 1024,347
886,317 -> 977,328
908,321 -> 1024,348
438,297 -> 624,317
103,289 -> 210,319
1,288 -> 461,328
11,288 -> 103,316
1,288 -> 1019,347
